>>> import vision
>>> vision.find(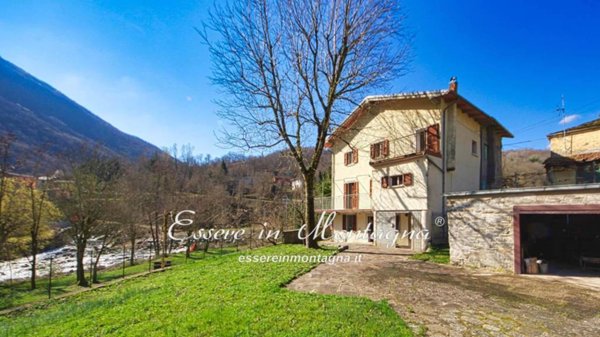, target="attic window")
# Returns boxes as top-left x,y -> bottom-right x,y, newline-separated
344,148 -> 358,166
416,124 -> 440,154
370,140 -> 389,160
